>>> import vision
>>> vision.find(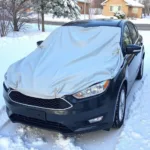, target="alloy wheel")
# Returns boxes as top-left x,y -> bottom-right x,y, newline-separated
119,89 -> 126,122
